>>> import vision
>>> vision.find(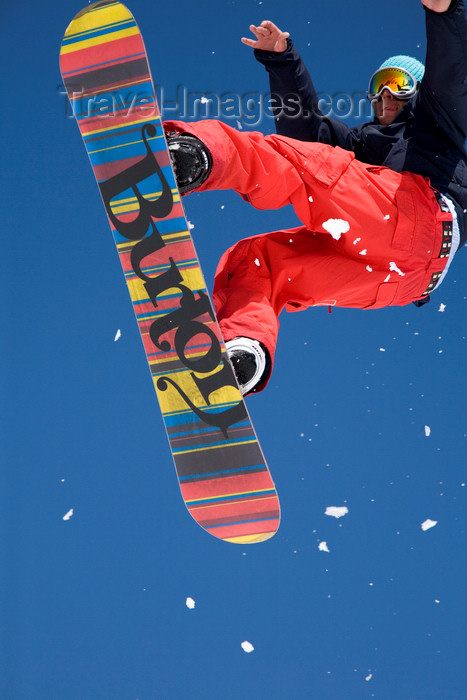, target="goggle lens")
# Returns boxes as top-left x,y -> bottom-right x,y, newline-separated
368,67 -> 417,100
